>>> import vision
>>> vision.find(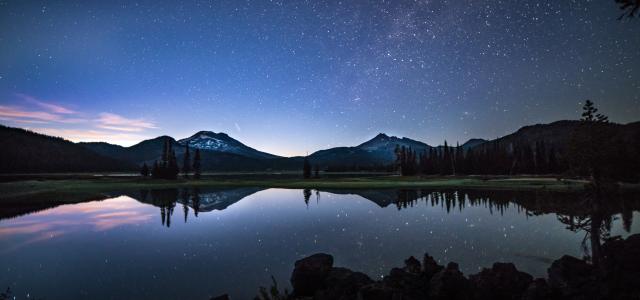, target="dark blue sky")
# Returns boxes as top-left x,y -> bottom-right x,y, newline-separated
1,0 -> 638,155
